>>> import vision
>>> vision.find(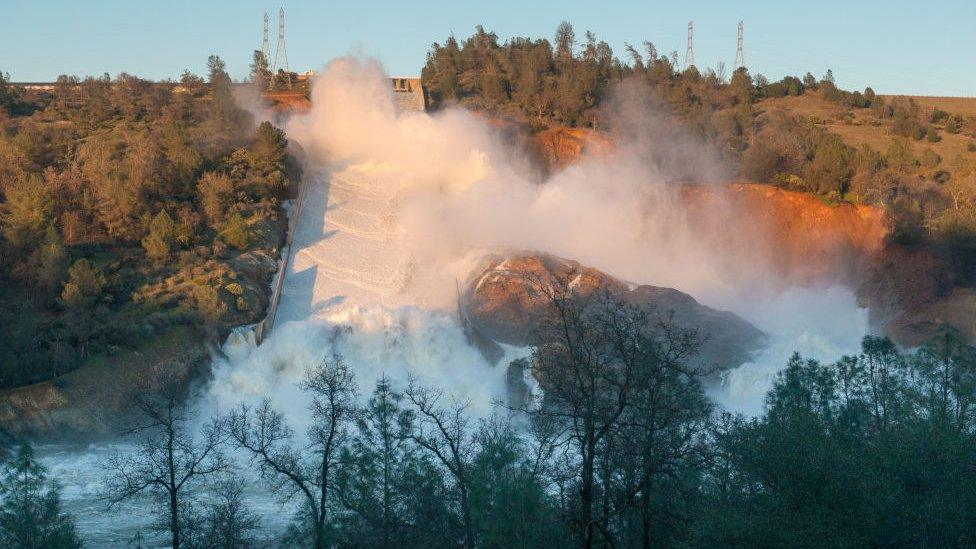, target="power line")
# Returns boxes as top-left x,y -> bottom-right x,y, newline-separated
271,7 -> 291,90
262,12 -> 271,61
